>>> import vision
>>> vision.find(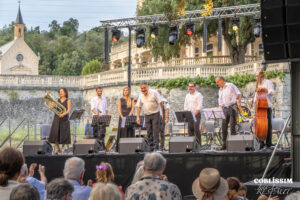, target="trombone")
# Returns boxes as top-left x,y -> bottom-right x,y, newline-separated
44,92 -> 66,116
